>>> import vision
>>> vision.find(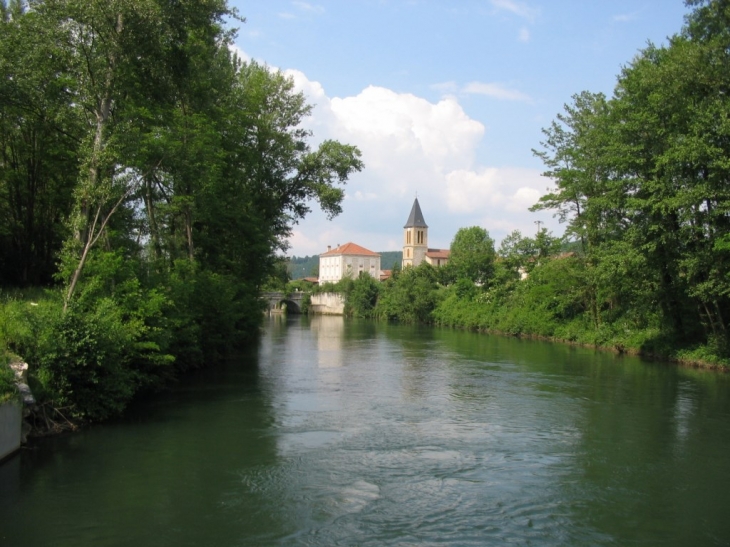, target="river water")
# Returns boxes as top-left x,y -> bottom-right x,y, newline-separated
2,315 -> 730,546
